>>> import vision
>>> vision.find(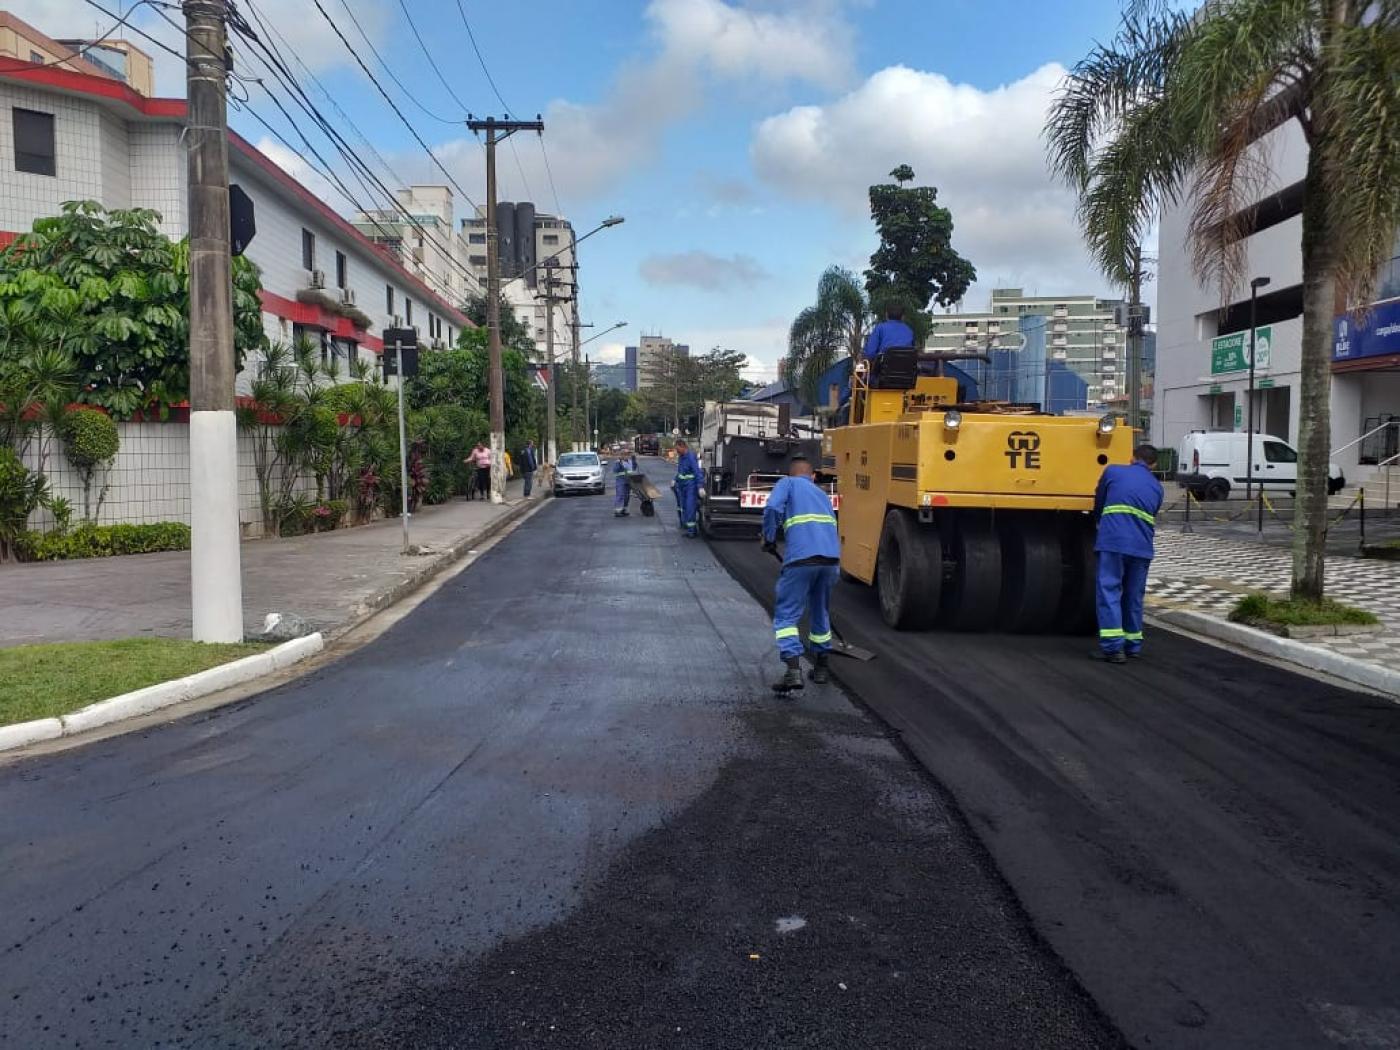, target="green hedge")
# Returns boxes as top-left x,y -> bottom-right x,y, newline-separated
16,521 -> 190,561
